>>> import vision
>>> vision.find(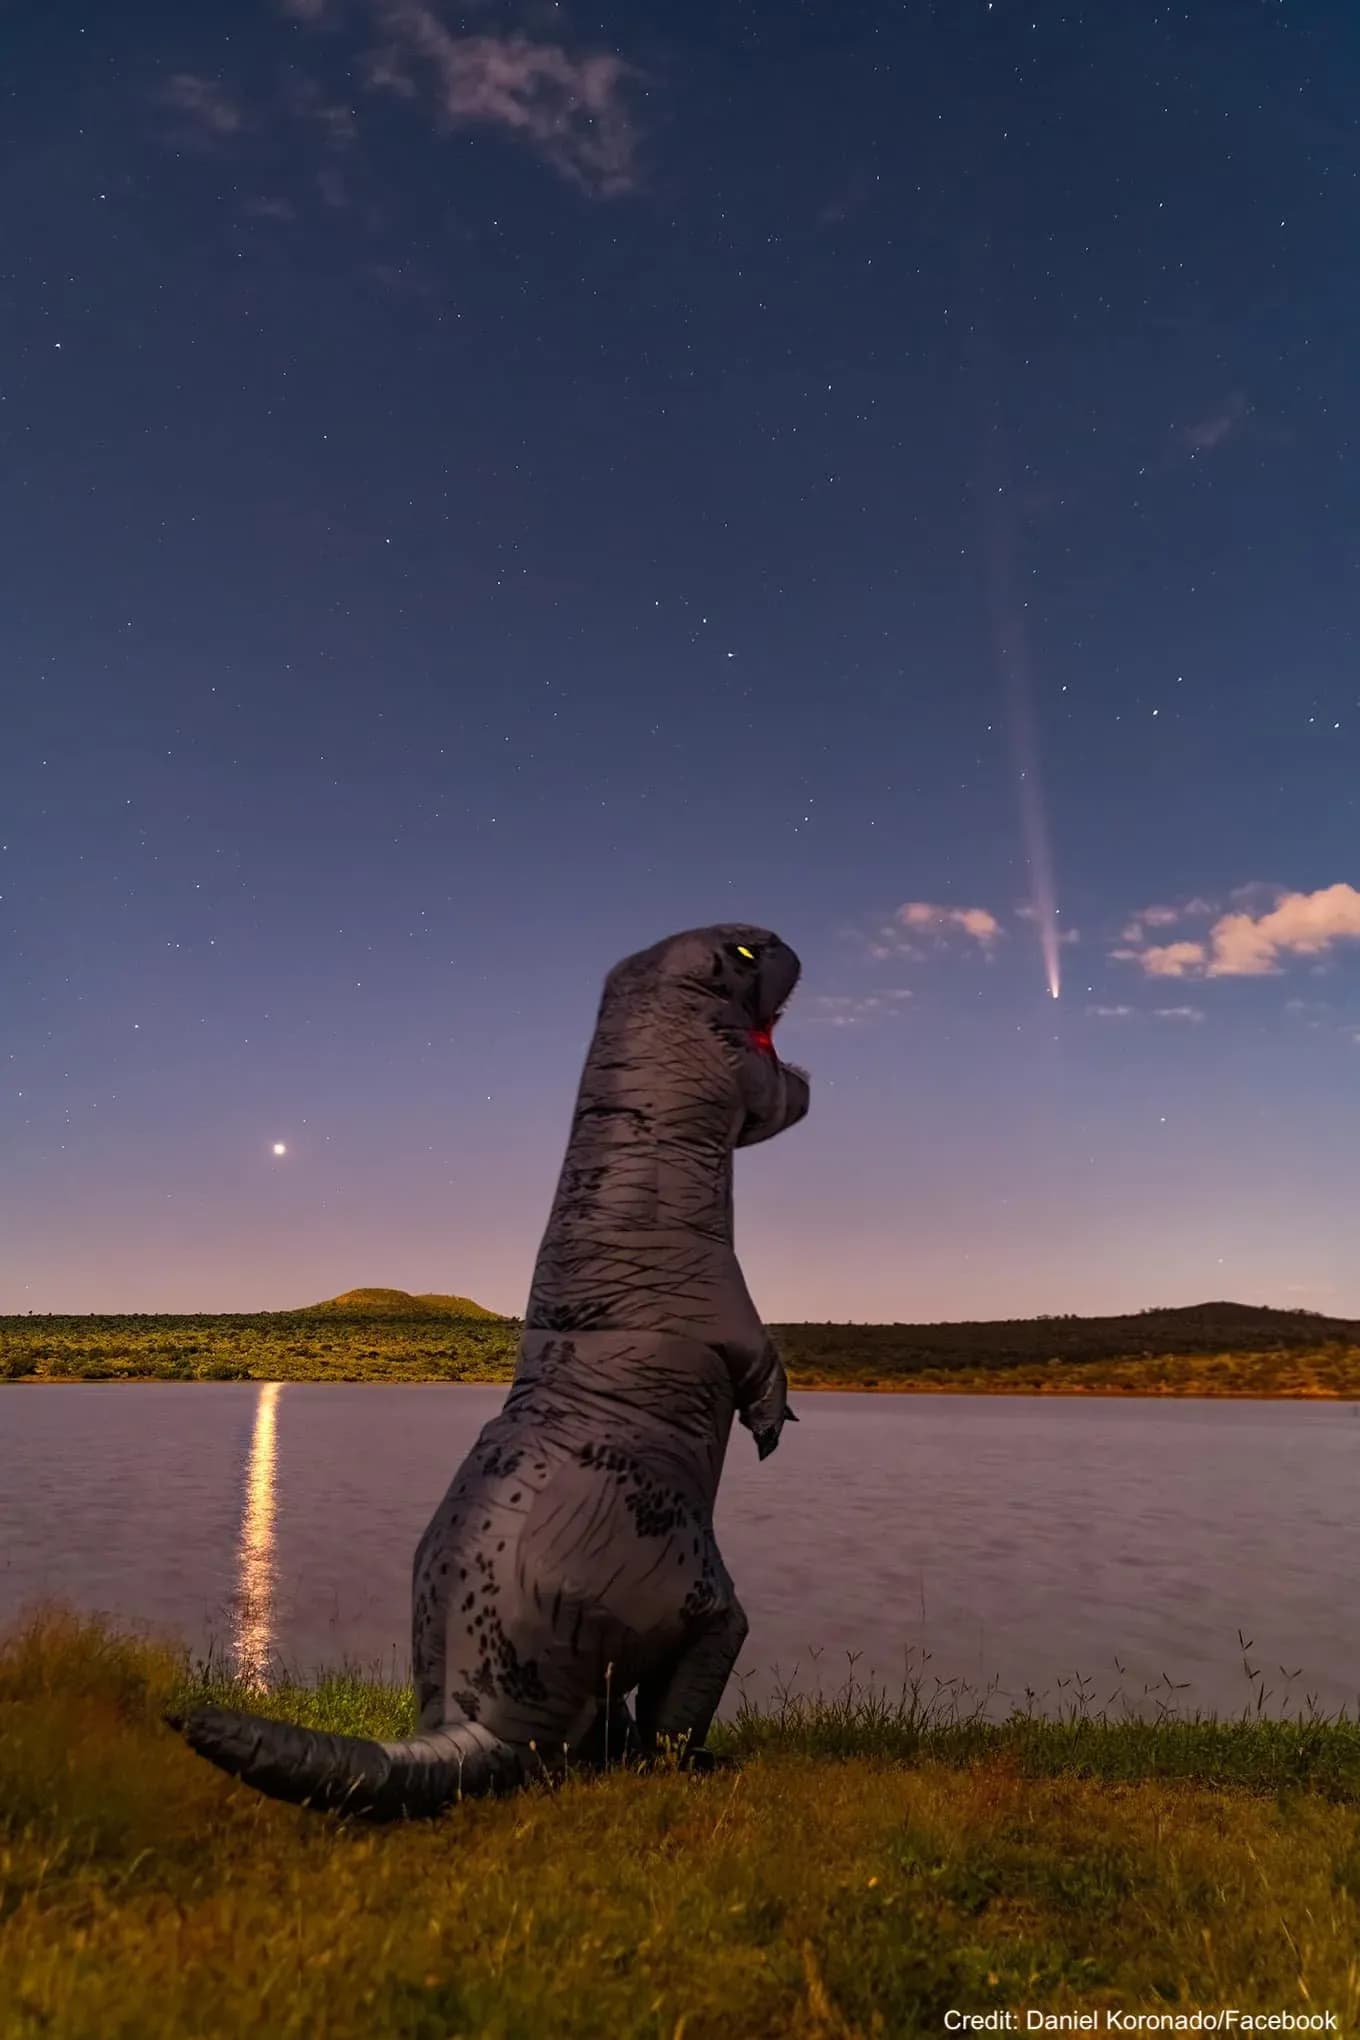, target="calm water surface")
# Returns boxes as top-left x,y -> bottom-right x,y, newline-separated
4,1384 -> 1358,1719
